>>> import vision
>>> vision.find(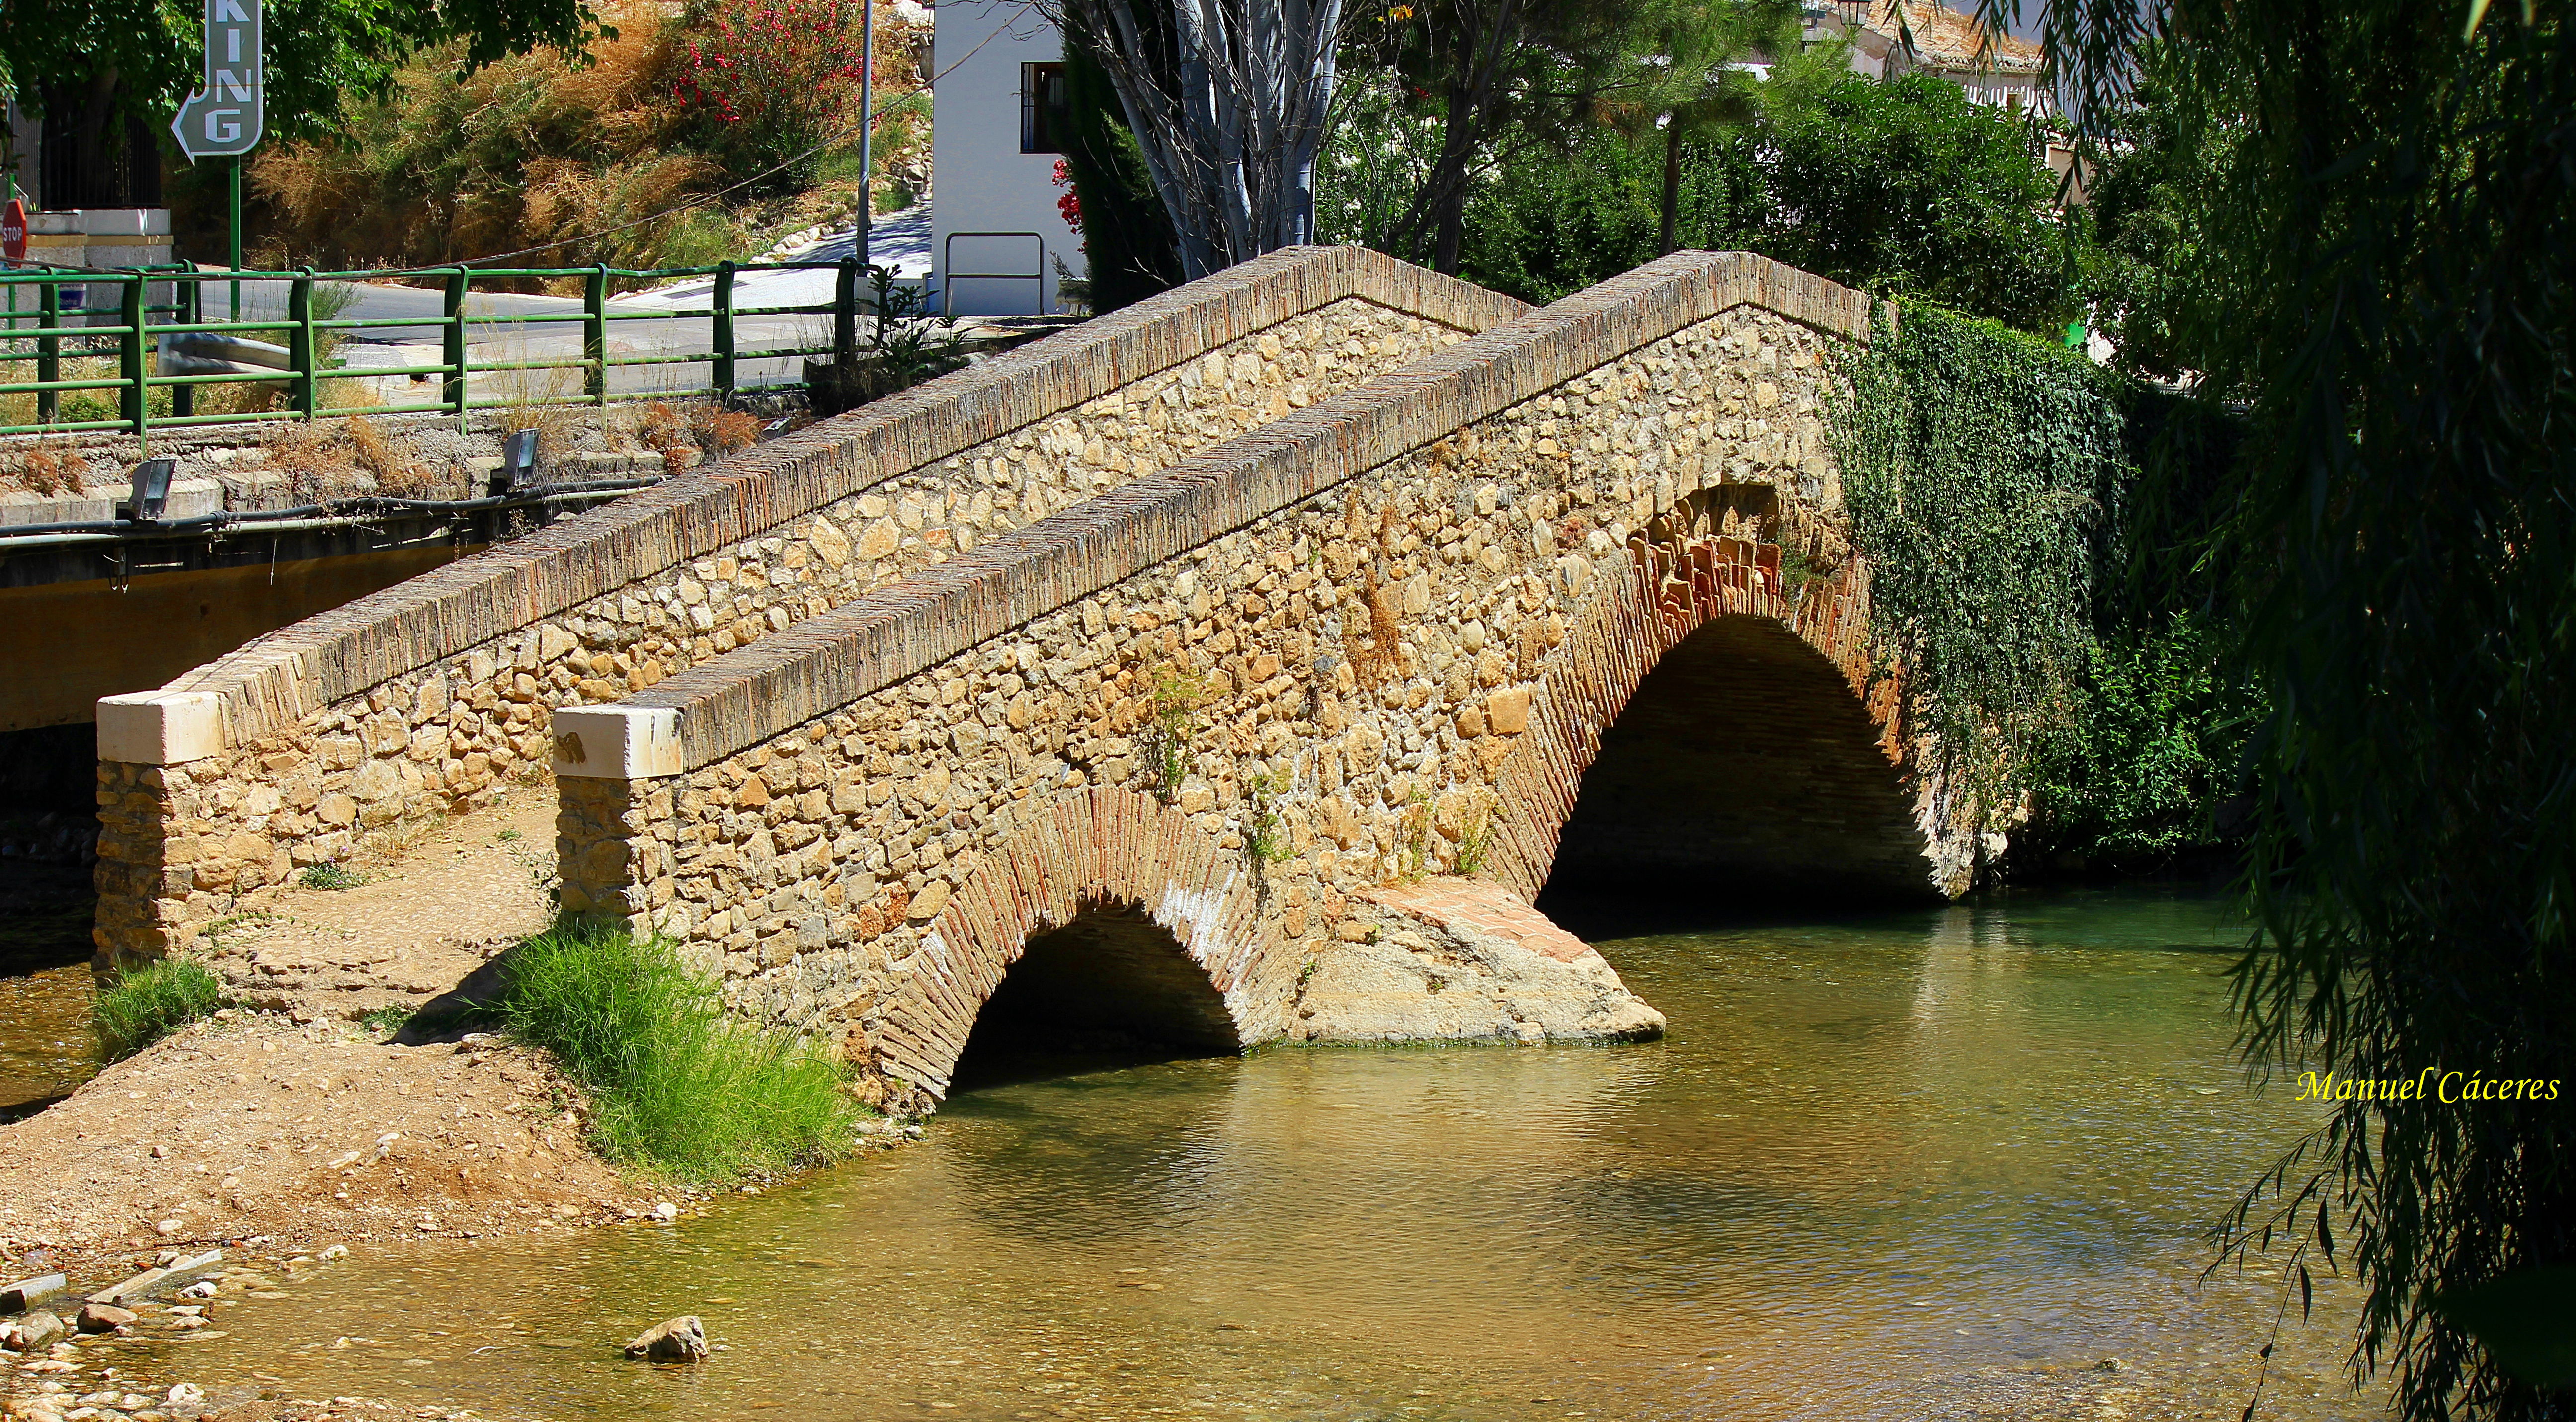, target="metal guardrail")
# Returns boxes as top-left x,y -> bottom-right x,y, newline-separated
0,259 -> 882,447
